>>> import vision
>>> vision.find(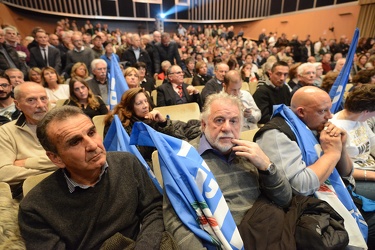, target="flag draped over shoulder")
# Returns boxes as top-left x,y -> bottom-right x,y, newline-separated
108,54 -> 128,110
329,28 -> 359,113
273,104 -> 368,248
103,115 -> 162,193
130,122 -> 244,250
